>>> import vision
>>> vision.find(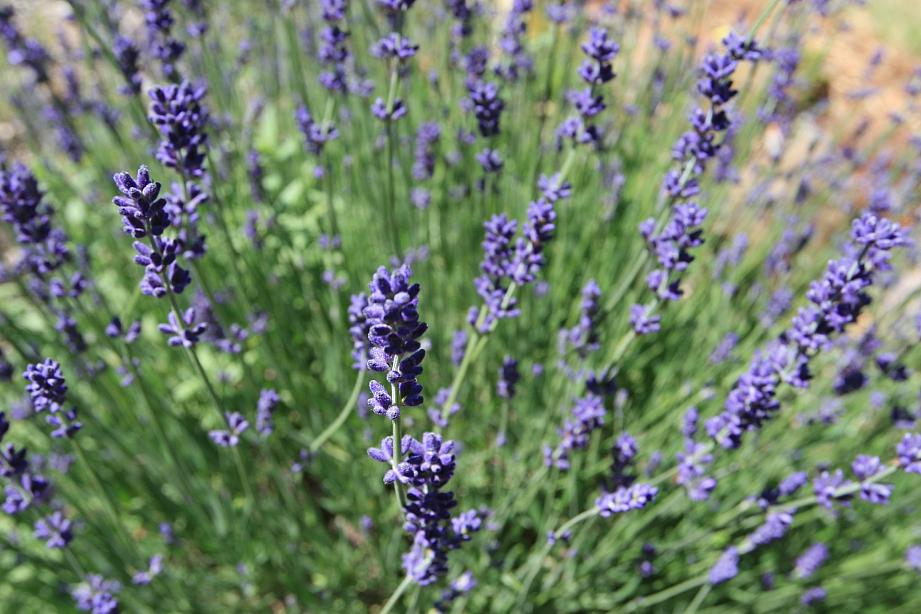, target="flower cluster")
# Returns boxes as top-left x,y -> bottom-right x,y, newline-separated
24,359 -> 81,439
148,81 -> 209,178
675,407 -> 716,501
369,432 -> 482,584
707,212 -> 908,449
364,265 -> 427,418
0,163 -> 69,277
631,33 -> 763,334
496,1 -> 534,82
0,6 -> 50,83
319,0 -> 350,94
295,105 -> 339,161
559,280 -> 602,359
467,80 -> 504,138
557,27 -> 619,146
72,574 -> 121,613
141,0 -> 185,80
544,394 -> 606,471
113,35 -> 142,96
112,166 -> 192,299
